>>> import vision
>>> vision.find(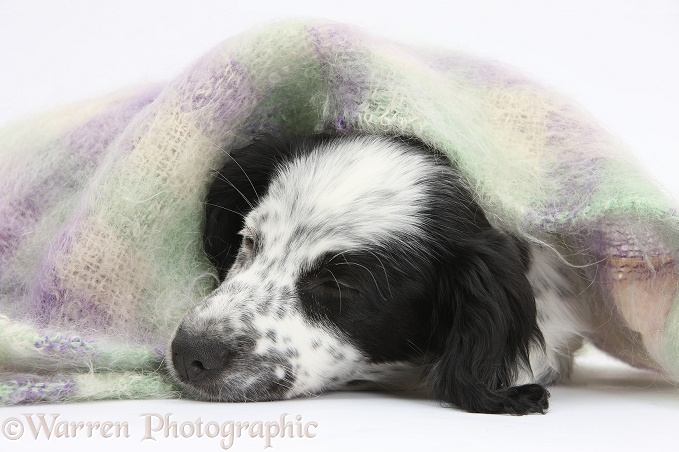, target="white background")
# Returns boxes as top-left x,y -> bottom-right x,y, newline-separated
1,1 -> 678,451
